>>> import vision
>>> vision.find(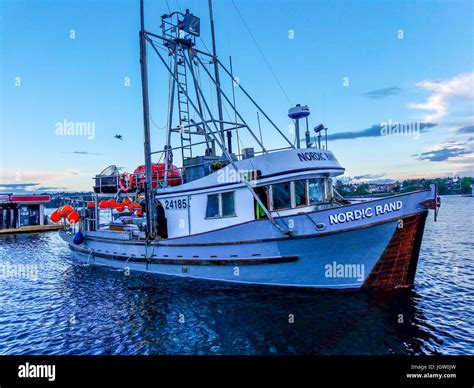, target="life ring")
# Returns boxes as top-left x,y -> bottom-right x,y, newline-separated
119,172 -> 135,193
